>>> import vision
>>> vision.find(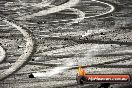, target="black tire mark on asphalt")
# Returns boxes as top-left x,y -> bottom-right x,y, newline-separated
88,65 -> 132,68
72,38 -> 132,45
70,56 -> 132,70
0,61 -> 59,70
4,49 -> 132,70
95,53 -> 132,57
42,36 -> 132,46
70,64 -> 132,70
96,56 -> 132,65
0,76 -> 75,84
99,0 -> 123,13
51,0 -> 69,6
